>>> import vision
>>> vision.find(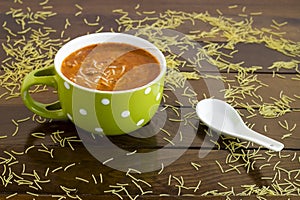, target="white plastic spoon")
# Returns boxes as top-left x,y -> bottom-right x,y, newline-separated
196,98 -> 284,152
